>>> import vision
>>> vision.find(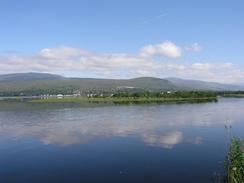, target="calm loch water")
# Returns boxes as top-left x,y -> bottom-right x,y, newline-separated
1,98 -> 244,183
